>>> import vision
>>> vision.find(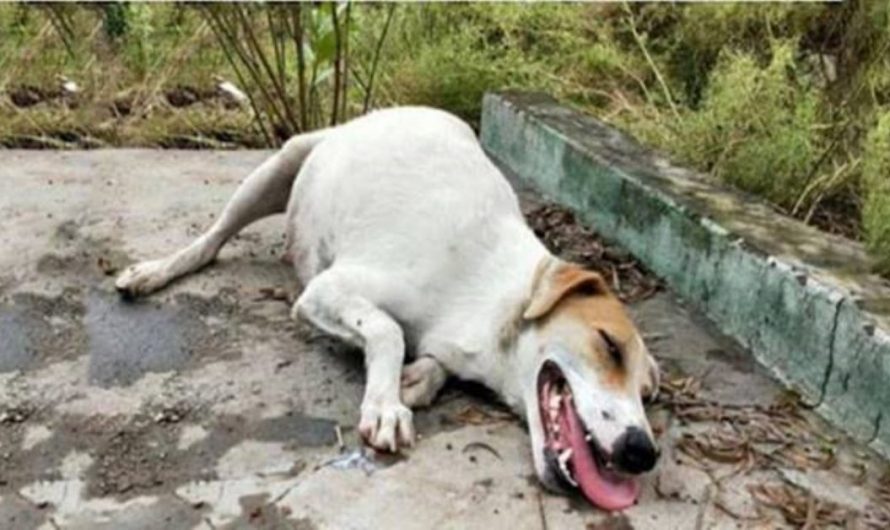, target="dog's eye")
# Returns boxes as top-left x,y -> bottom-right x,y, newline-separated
599,330 -> 623,367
